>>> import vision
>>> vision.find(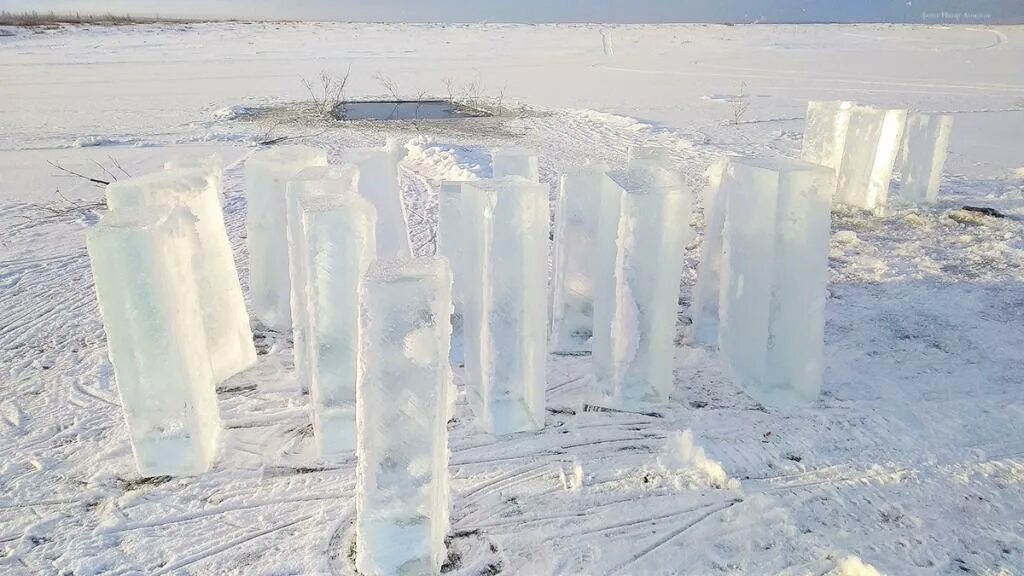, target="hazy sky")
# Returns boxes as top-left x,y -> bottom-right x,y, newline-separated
1,0 -> 1021,23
